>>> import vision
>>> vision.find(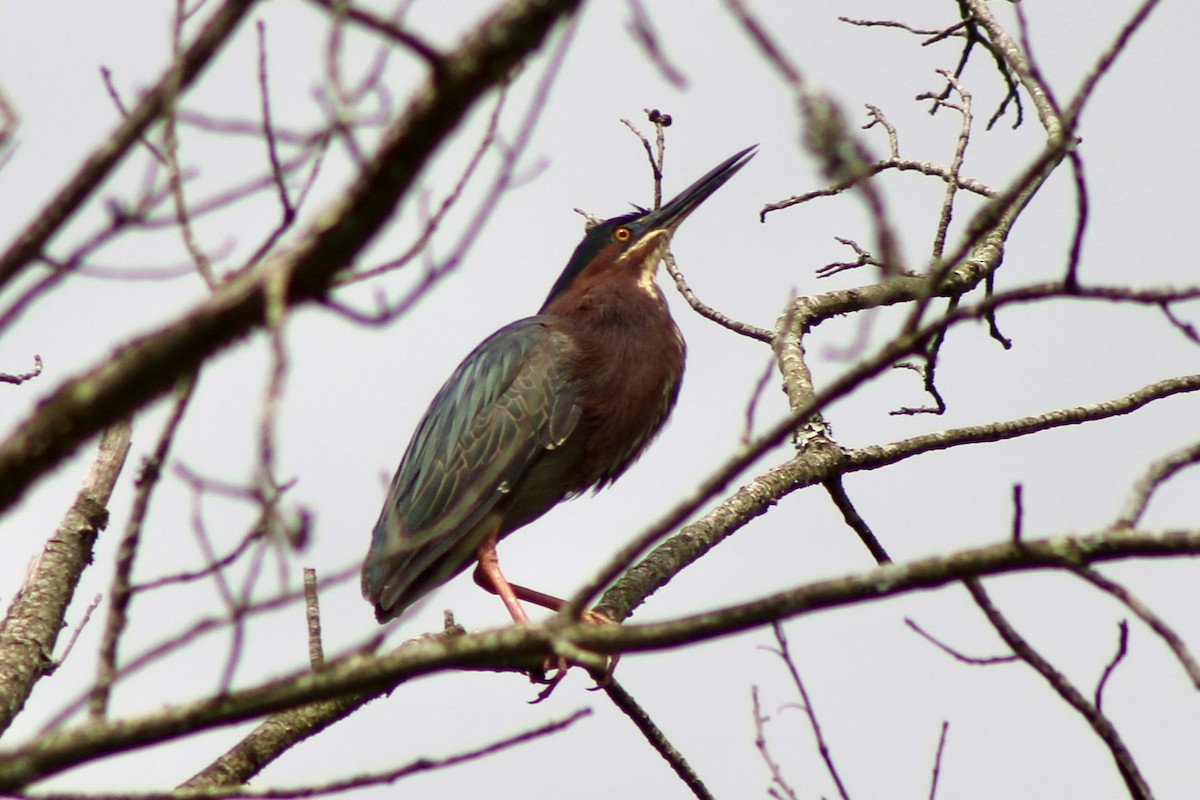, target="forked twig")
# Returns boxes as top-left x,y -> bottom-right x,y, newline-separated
964,578 -> 1151,799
